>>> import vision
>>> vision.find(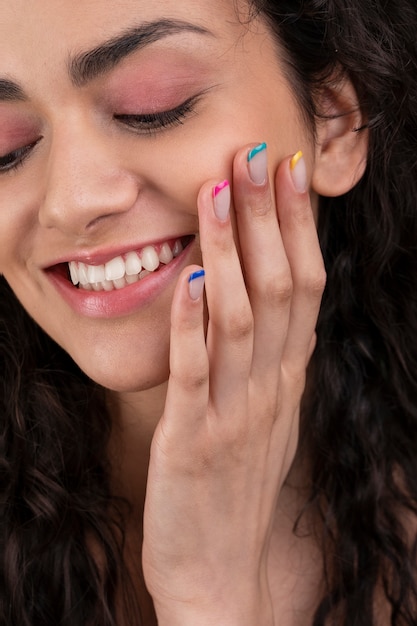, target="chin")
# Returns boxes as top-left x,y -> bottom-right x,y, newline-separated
72,348 -> 171,394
